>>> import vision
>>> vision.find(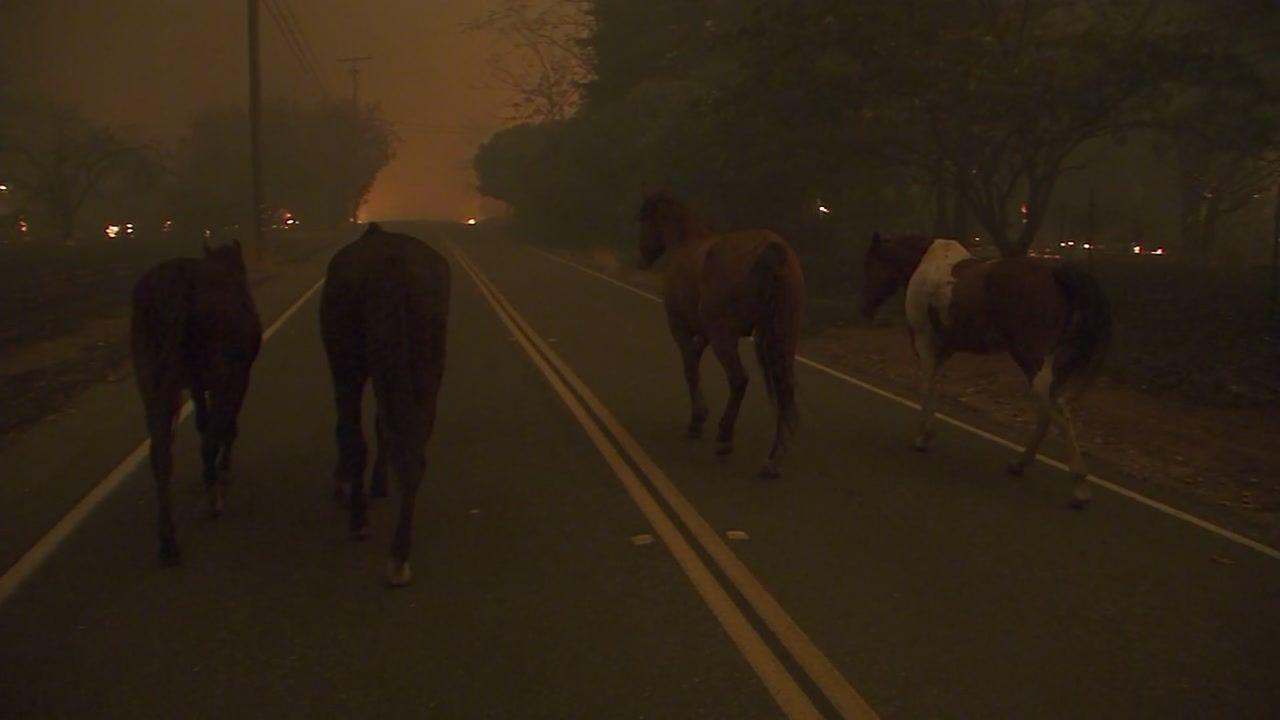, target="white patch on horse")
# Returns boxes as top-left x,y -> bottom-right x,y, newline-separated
904,239 -> 973,340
